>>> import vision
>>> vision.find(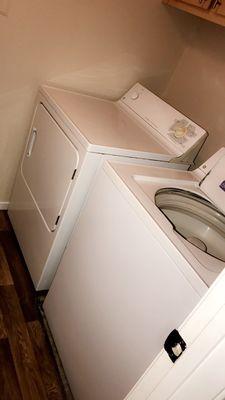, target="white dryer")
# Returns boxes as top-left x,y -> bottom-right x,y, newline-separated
9,83 -> 207,290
